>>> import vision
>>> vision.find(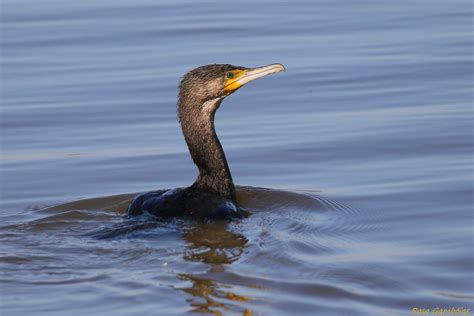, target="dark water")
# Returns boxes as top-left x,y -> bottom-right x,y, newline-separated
1,0 -> 473,315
